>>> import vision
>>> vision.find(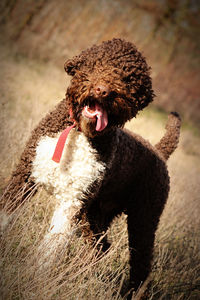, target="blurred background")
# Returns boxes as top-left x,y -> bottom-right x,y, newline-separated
0,0 -> 200,128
